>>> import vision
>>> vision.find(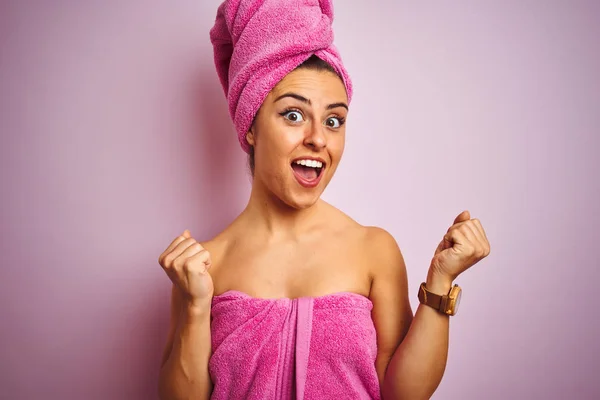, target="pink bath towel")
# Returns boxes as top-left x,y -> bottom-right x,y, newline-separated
210,0 -> 353,153
209,290 -> 381,399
